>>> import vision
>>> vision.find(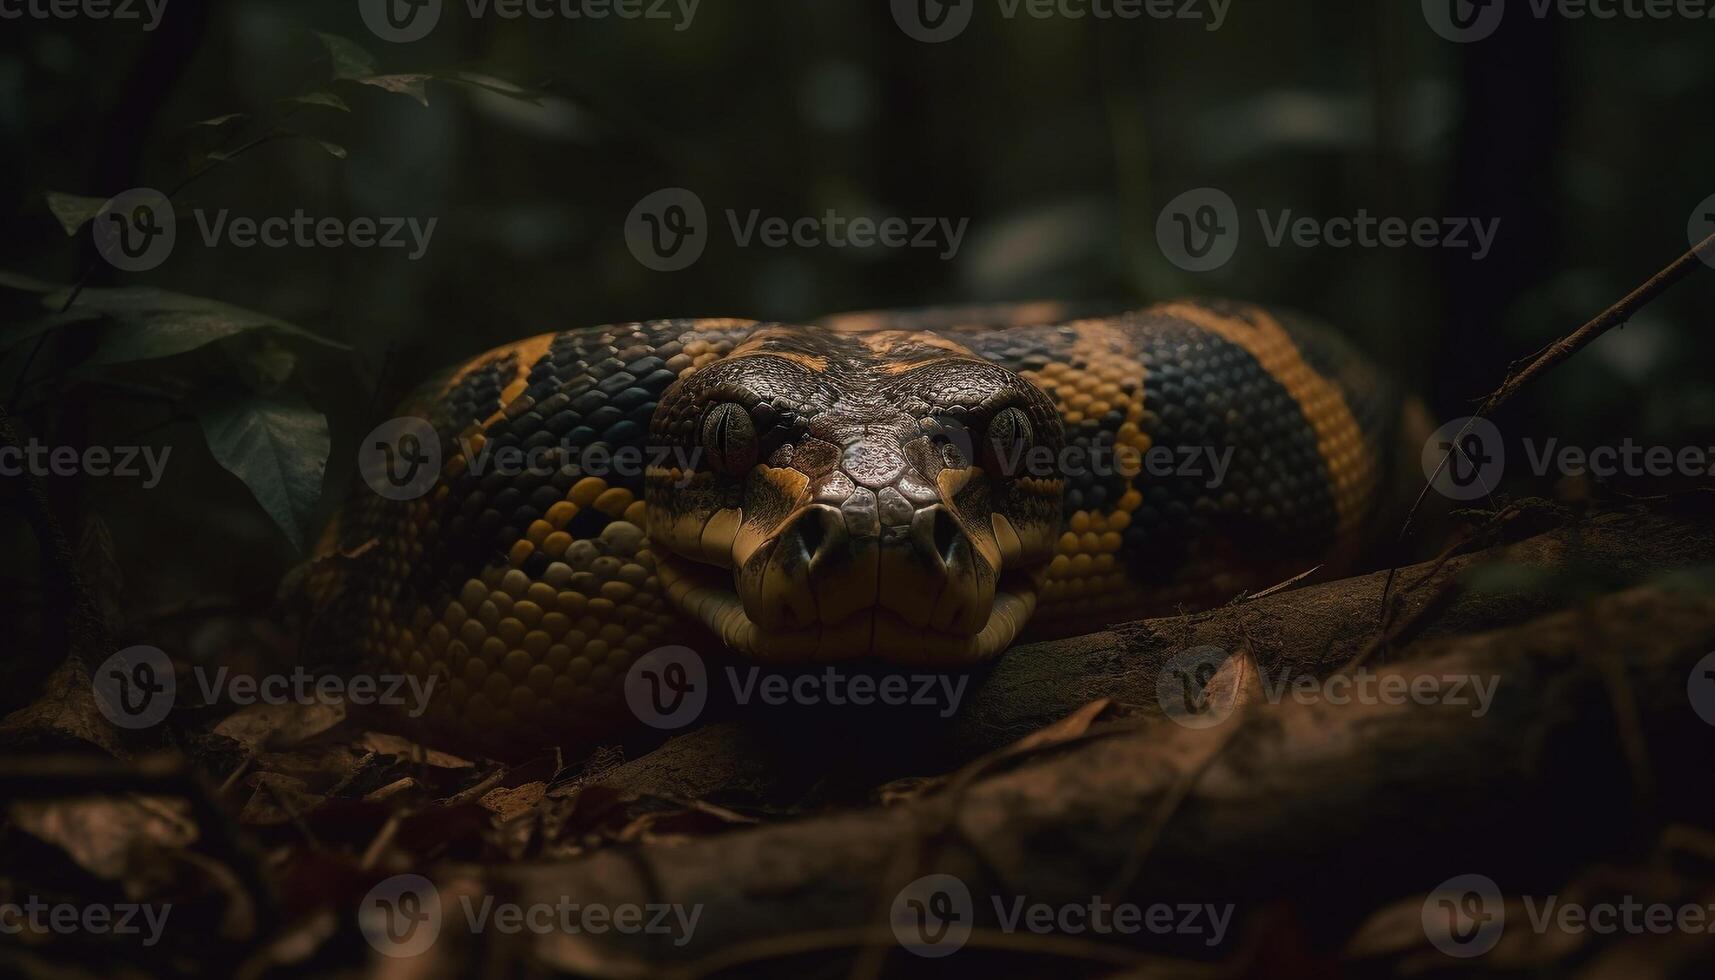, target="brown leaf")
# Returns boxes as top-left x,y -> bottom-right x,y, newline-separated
75,514 -> 125,635
214,699 -> 346,752
357,730 -> 474,769
9,796 -> 196,878
1201,647 -> 1264,720
0,659 -> 126,756
1007,697 -> 1114,754
481,781 -> 547,822
239,772 -> 327,827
